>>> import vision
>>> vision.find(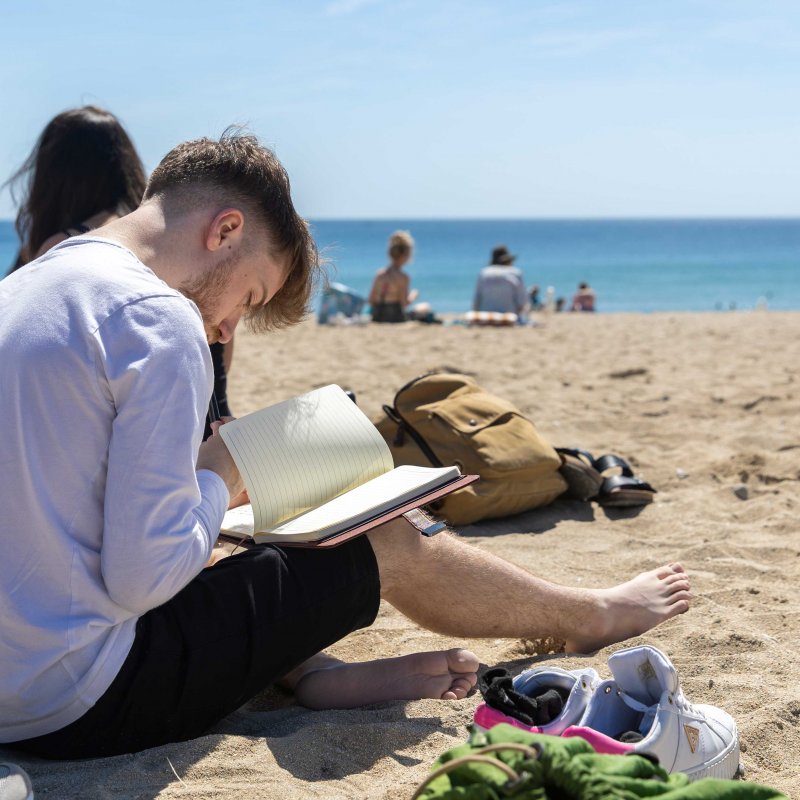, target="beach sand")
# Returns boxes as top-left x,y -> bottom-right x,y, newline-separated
4,310 -> 799,797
